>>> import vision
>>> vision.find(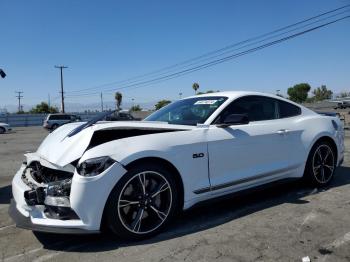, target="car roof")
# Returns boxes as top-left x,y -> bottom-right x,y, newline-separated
186,90 -> 304,107
187,91 -> 279,99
